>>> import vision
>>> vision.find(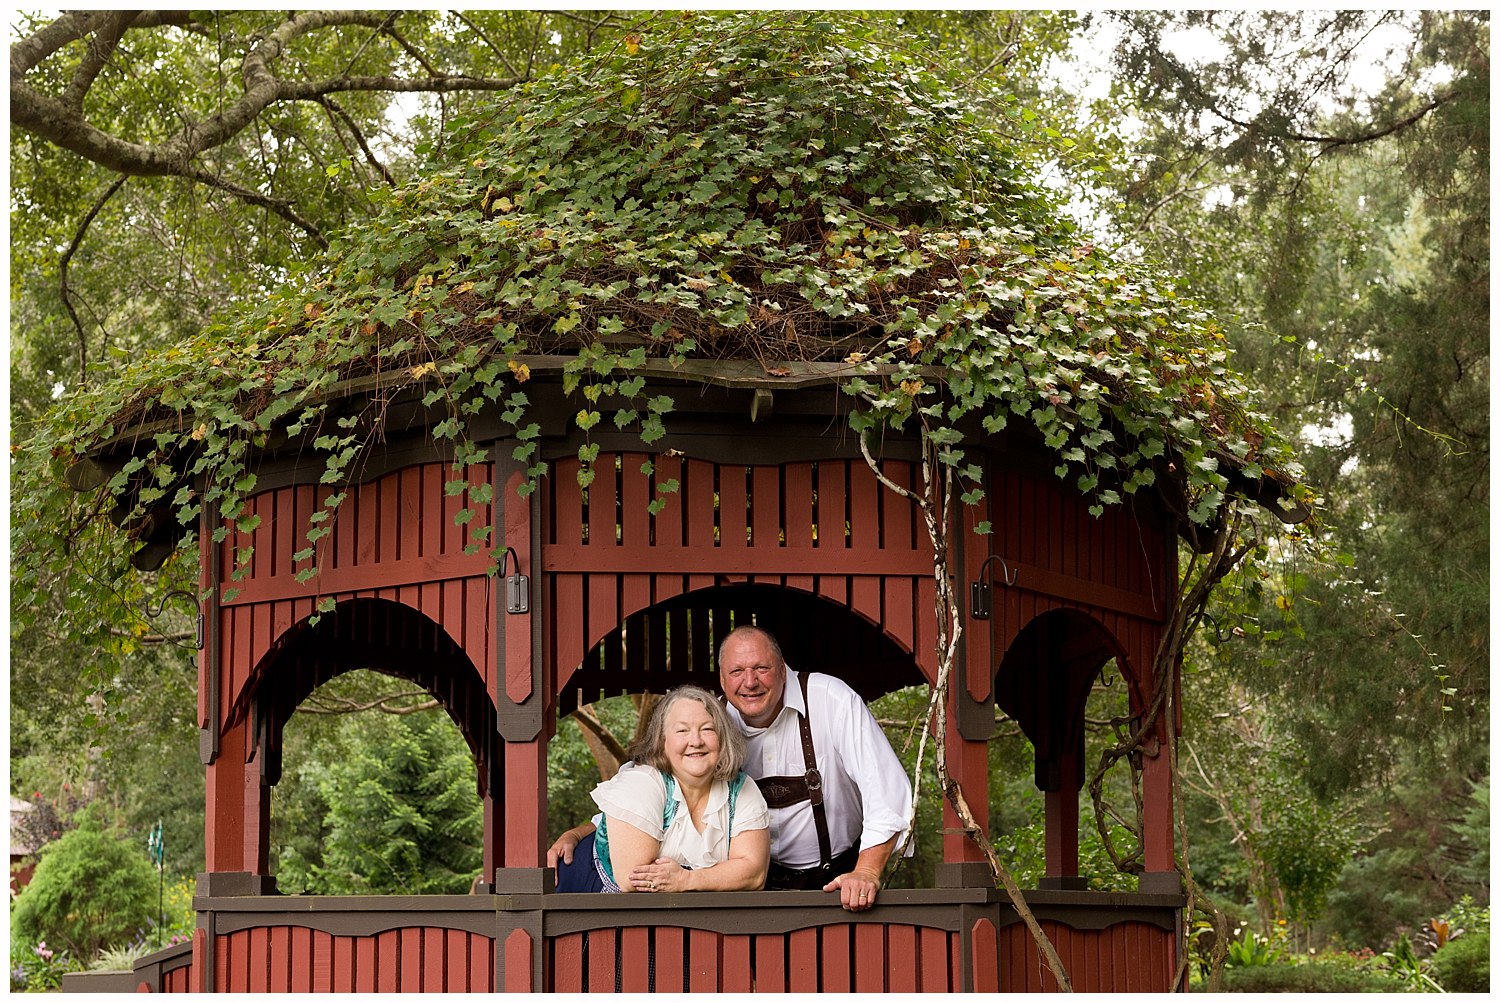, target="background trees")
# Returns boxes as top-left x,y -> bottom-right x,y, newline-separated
9,8 -> 1486,977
